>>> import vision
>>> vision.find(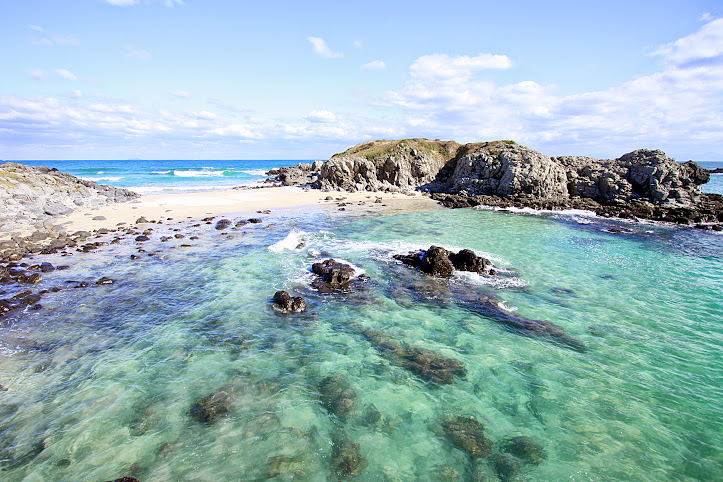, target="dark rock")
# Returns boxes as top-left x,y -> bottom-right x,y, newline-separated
499,436 -> 546,465
454,290 -> 587,352
20,293 -> 42,306
92,215 -> 107,221
248,218 -> 263,224
443,415 -> 493,459
96,277 -> 115,285
18,273 -> 42,284
363,329 -> 466,384
272,290 -> 307,313
311,258 -> 356,291
40,262 -> 55,272
215,219 -> 232,230
135,217 -> 148,223
105,478 -> 140,482
449,249 -> 492,273
489,453 -> 522,481
420,246 -> 455,277
135,235 -> 150,242
189,385 -> 235,424
319,375 -> 357,419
